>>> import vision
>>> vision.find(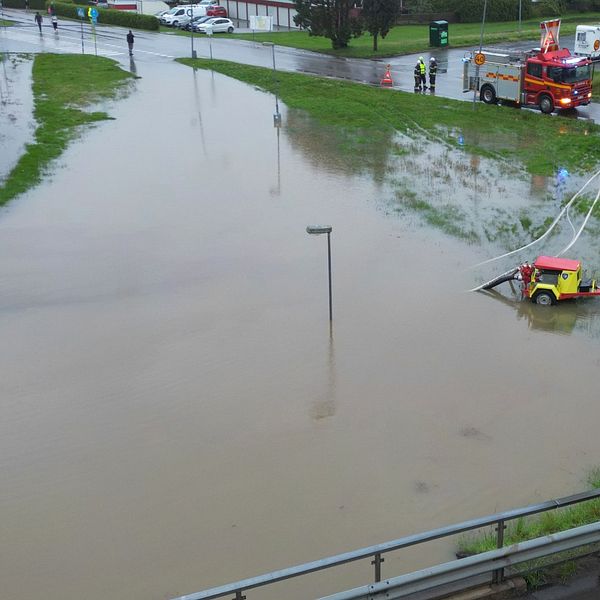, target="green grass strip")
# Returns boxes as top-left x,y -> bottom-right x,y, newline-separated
1,19 -> 15,26
0,54 -> 133,206
177,57 -> 600,176
458,470 -> 600,556
232,12 -> 600,58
